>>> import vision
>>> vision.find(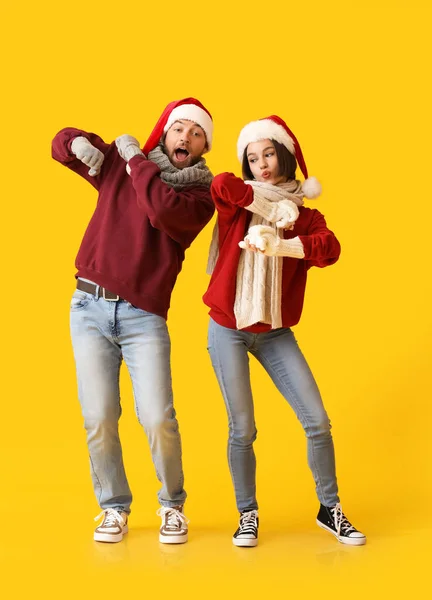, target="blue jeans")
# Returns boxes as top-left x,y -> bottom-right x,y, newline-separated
70,286 -> 186,513
207,318 -> 339,512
